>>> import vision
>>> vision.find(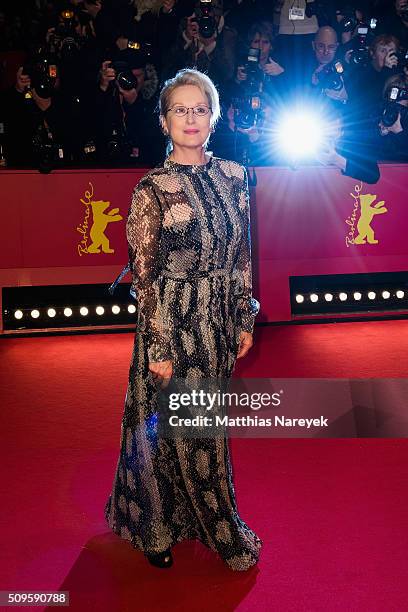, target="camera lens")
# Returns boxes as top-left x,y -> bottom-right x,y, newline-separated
382,103 -> 400,127
116,71 -> 138,91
